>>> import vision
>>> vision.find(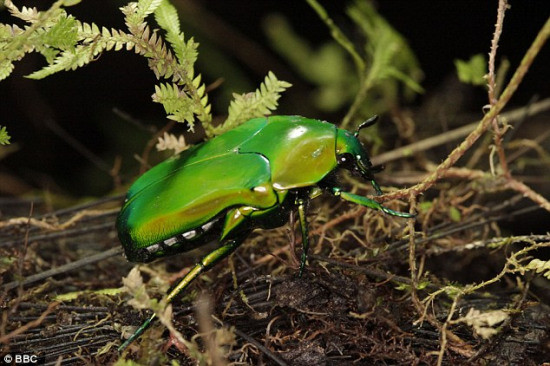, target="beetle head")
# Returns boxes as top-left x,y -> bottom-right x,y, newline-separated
335,116 -> 383,195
